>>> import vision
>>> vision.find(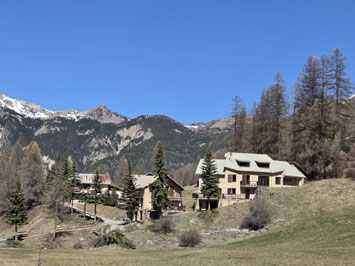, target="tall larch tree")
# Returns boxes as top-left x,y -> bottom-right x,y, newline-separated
200,147 -> 219,212
292,56 -> 322,179
46,156 -> 70,240
5,178 -> 28,241
0,138 -> 26,213
20,141 -> 45,207
328,47 -> 353,176
113,155 -> 128,185
267,72 -> 289,159
228,95 -> 248,152
151,141 -> 171,218
68,161 -> 81,214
